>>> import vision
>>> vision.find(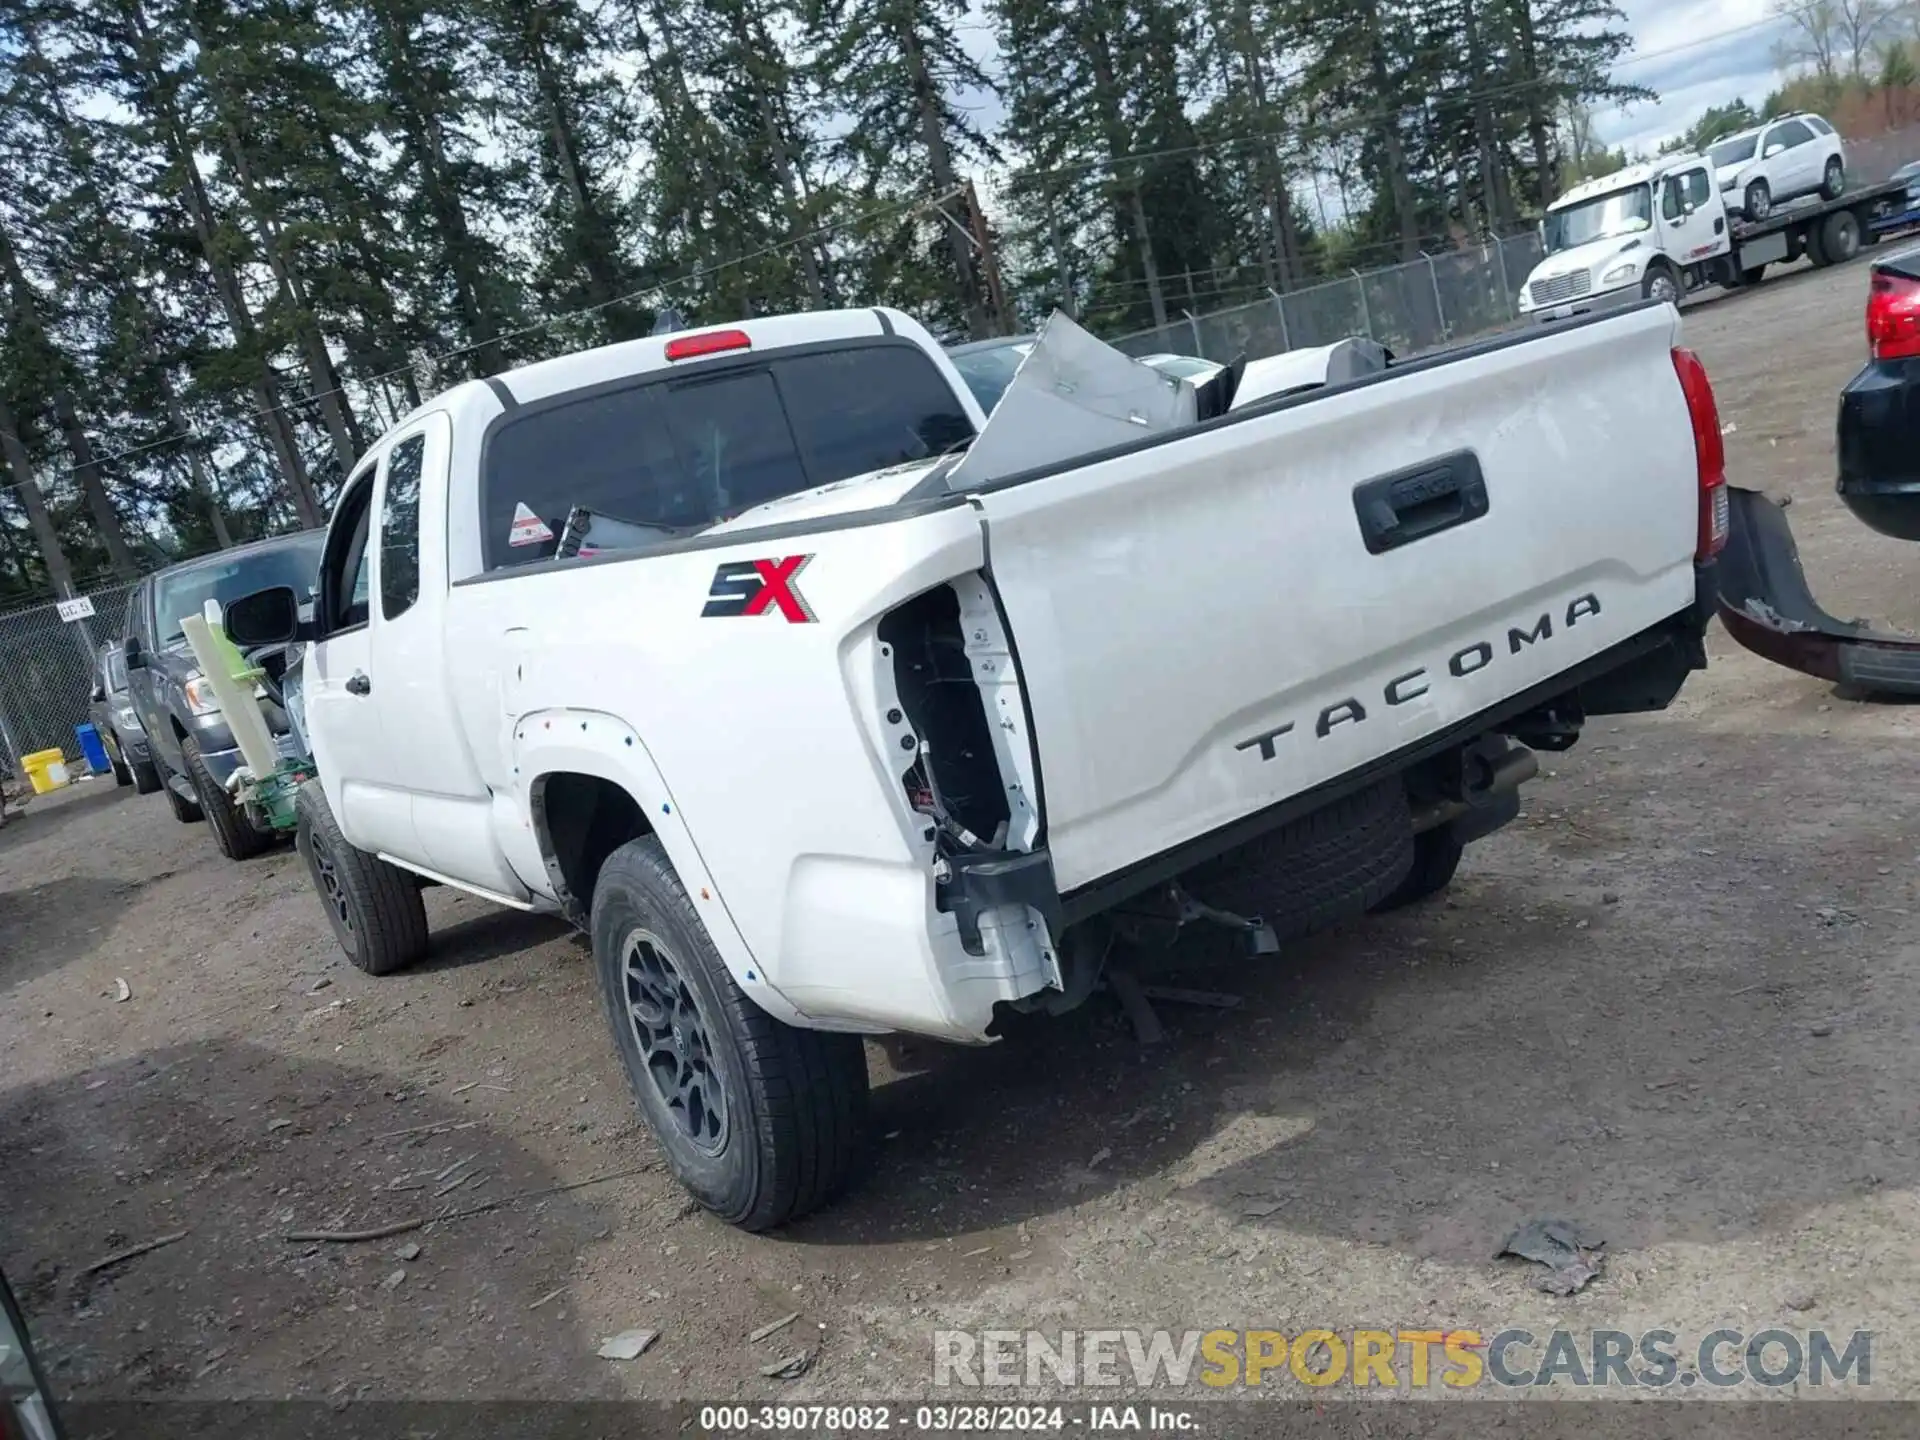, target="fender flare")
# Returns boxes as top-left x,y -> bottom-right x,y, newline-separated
511,708 -> 811,1027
